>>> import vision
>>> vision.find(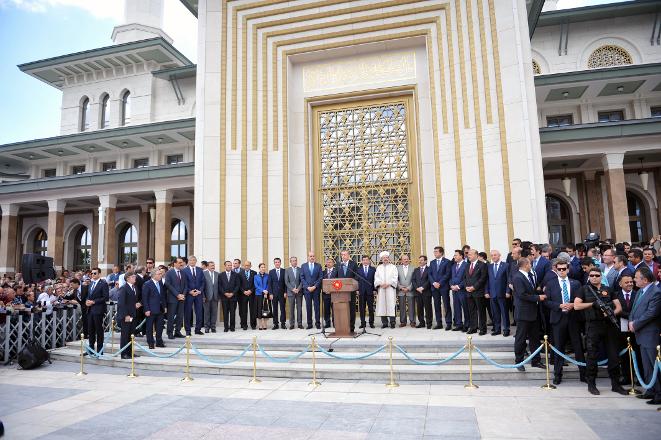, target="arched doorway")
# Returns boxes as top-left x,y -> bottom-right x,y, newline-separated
627,190 -> 648,244
73,227 -> 92,271
33,229 -> 48,256
546,195 -> 573,248
171,220 -> 188,261
118,223 -> 138,267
